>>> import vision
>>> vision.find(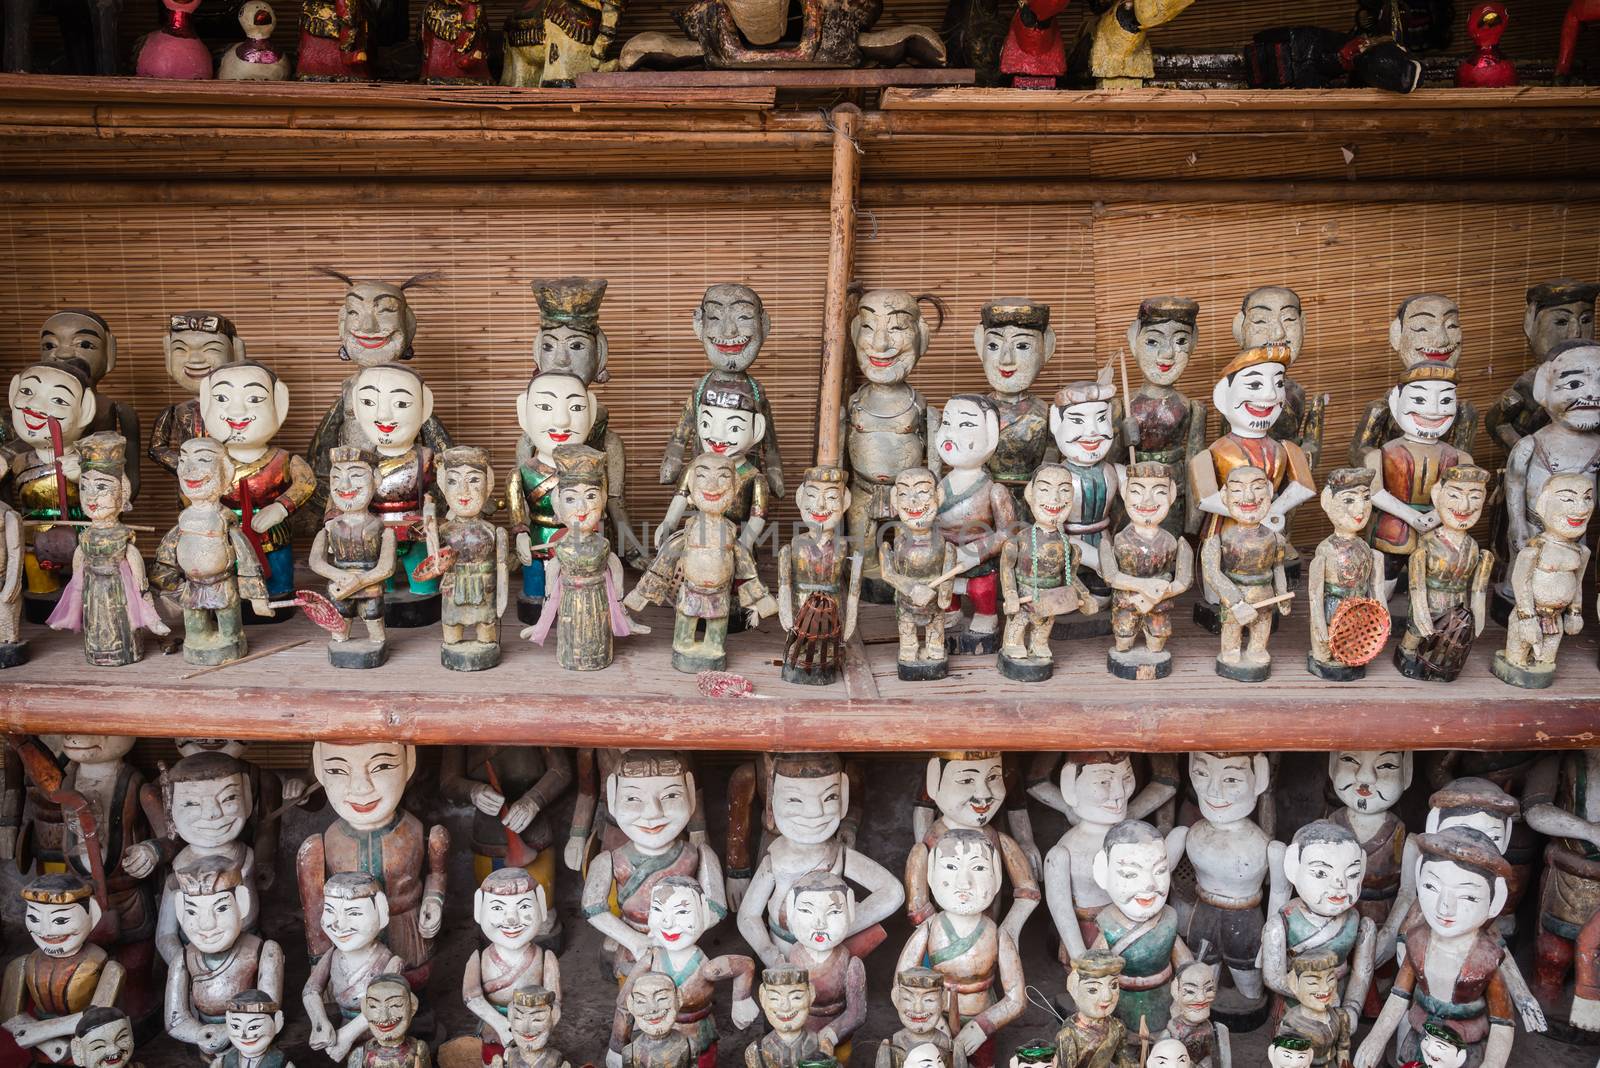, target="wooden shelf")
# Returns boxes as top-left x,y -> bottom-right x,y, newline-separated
2,584 -> 1595,752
